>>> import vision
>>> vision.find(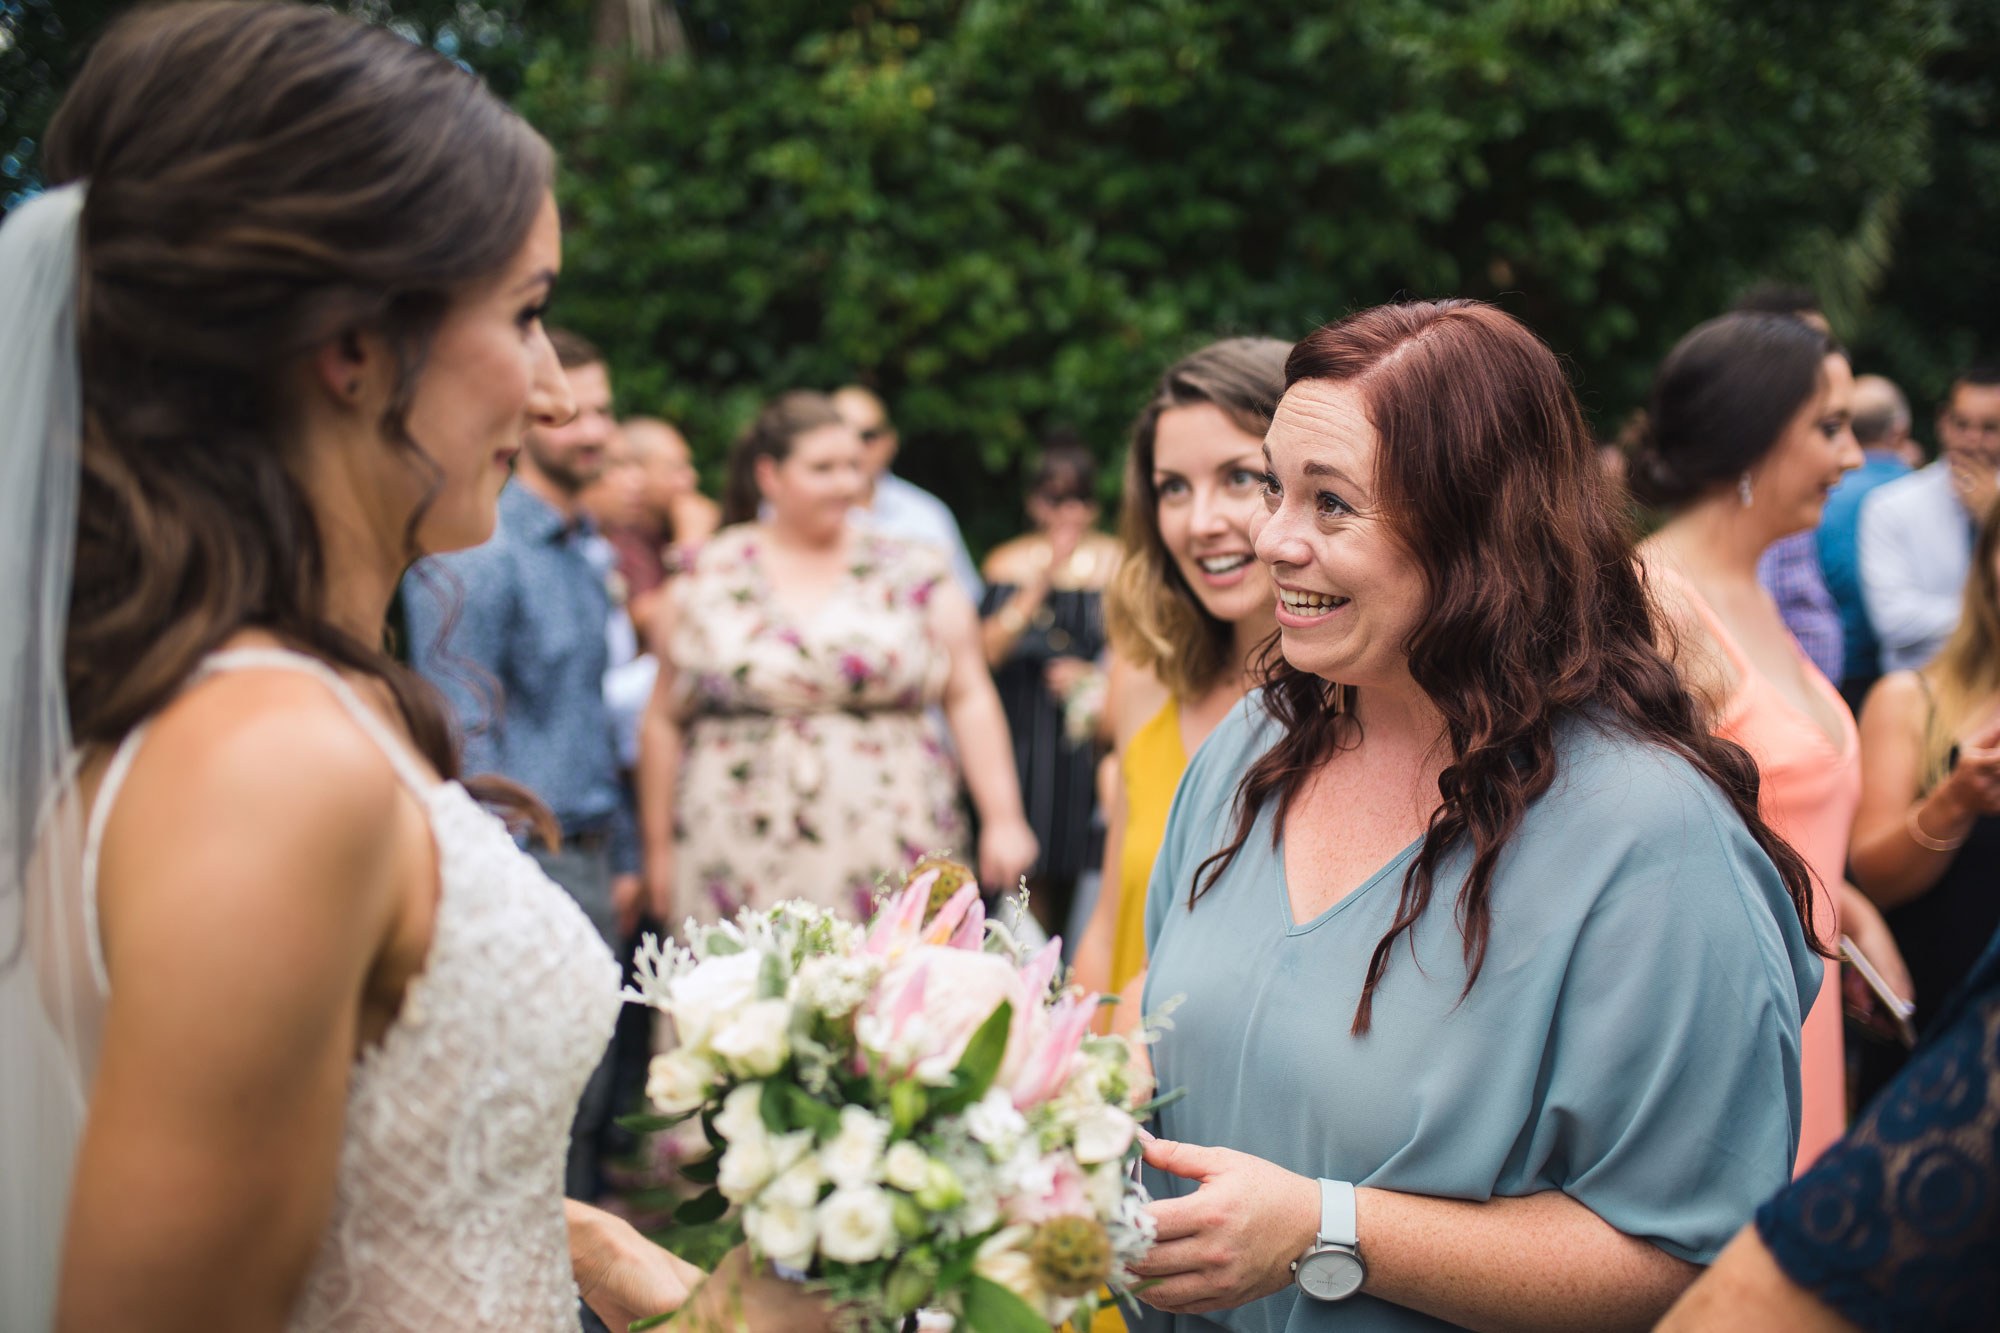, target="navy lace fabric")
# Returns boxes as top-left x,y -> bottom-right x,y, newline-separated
1757,929 -> 2000,1330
